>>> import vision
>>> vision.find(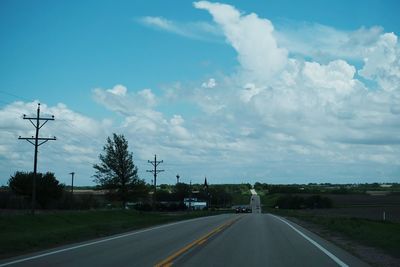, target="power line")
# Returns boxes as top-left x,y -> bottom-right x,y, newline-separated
2,90 -> 174,186
18,103 -> 56,215
55,118 -> 105,147
0,89 -> 33,102
0,89 -> 105,147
